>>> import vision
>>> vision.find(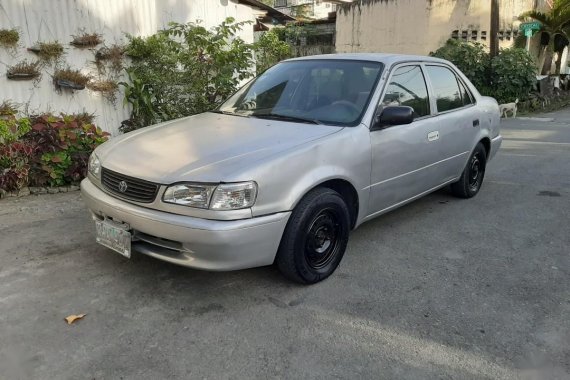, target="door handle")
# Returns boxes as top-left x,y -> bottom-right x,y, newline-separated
473,119 -> 480,127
